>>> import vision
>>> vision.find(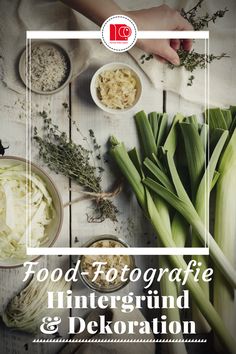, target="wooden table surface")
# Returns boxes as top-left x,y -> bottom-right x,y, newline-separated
0,48 -> 202,354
